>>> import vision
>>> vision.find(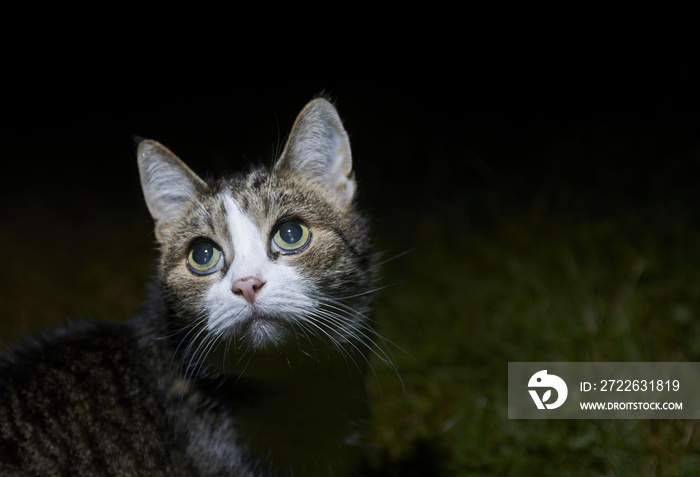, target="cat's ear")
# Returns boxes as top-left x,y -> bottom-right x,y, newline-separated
137,139 -> 207,240
275,98 -> 356,205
